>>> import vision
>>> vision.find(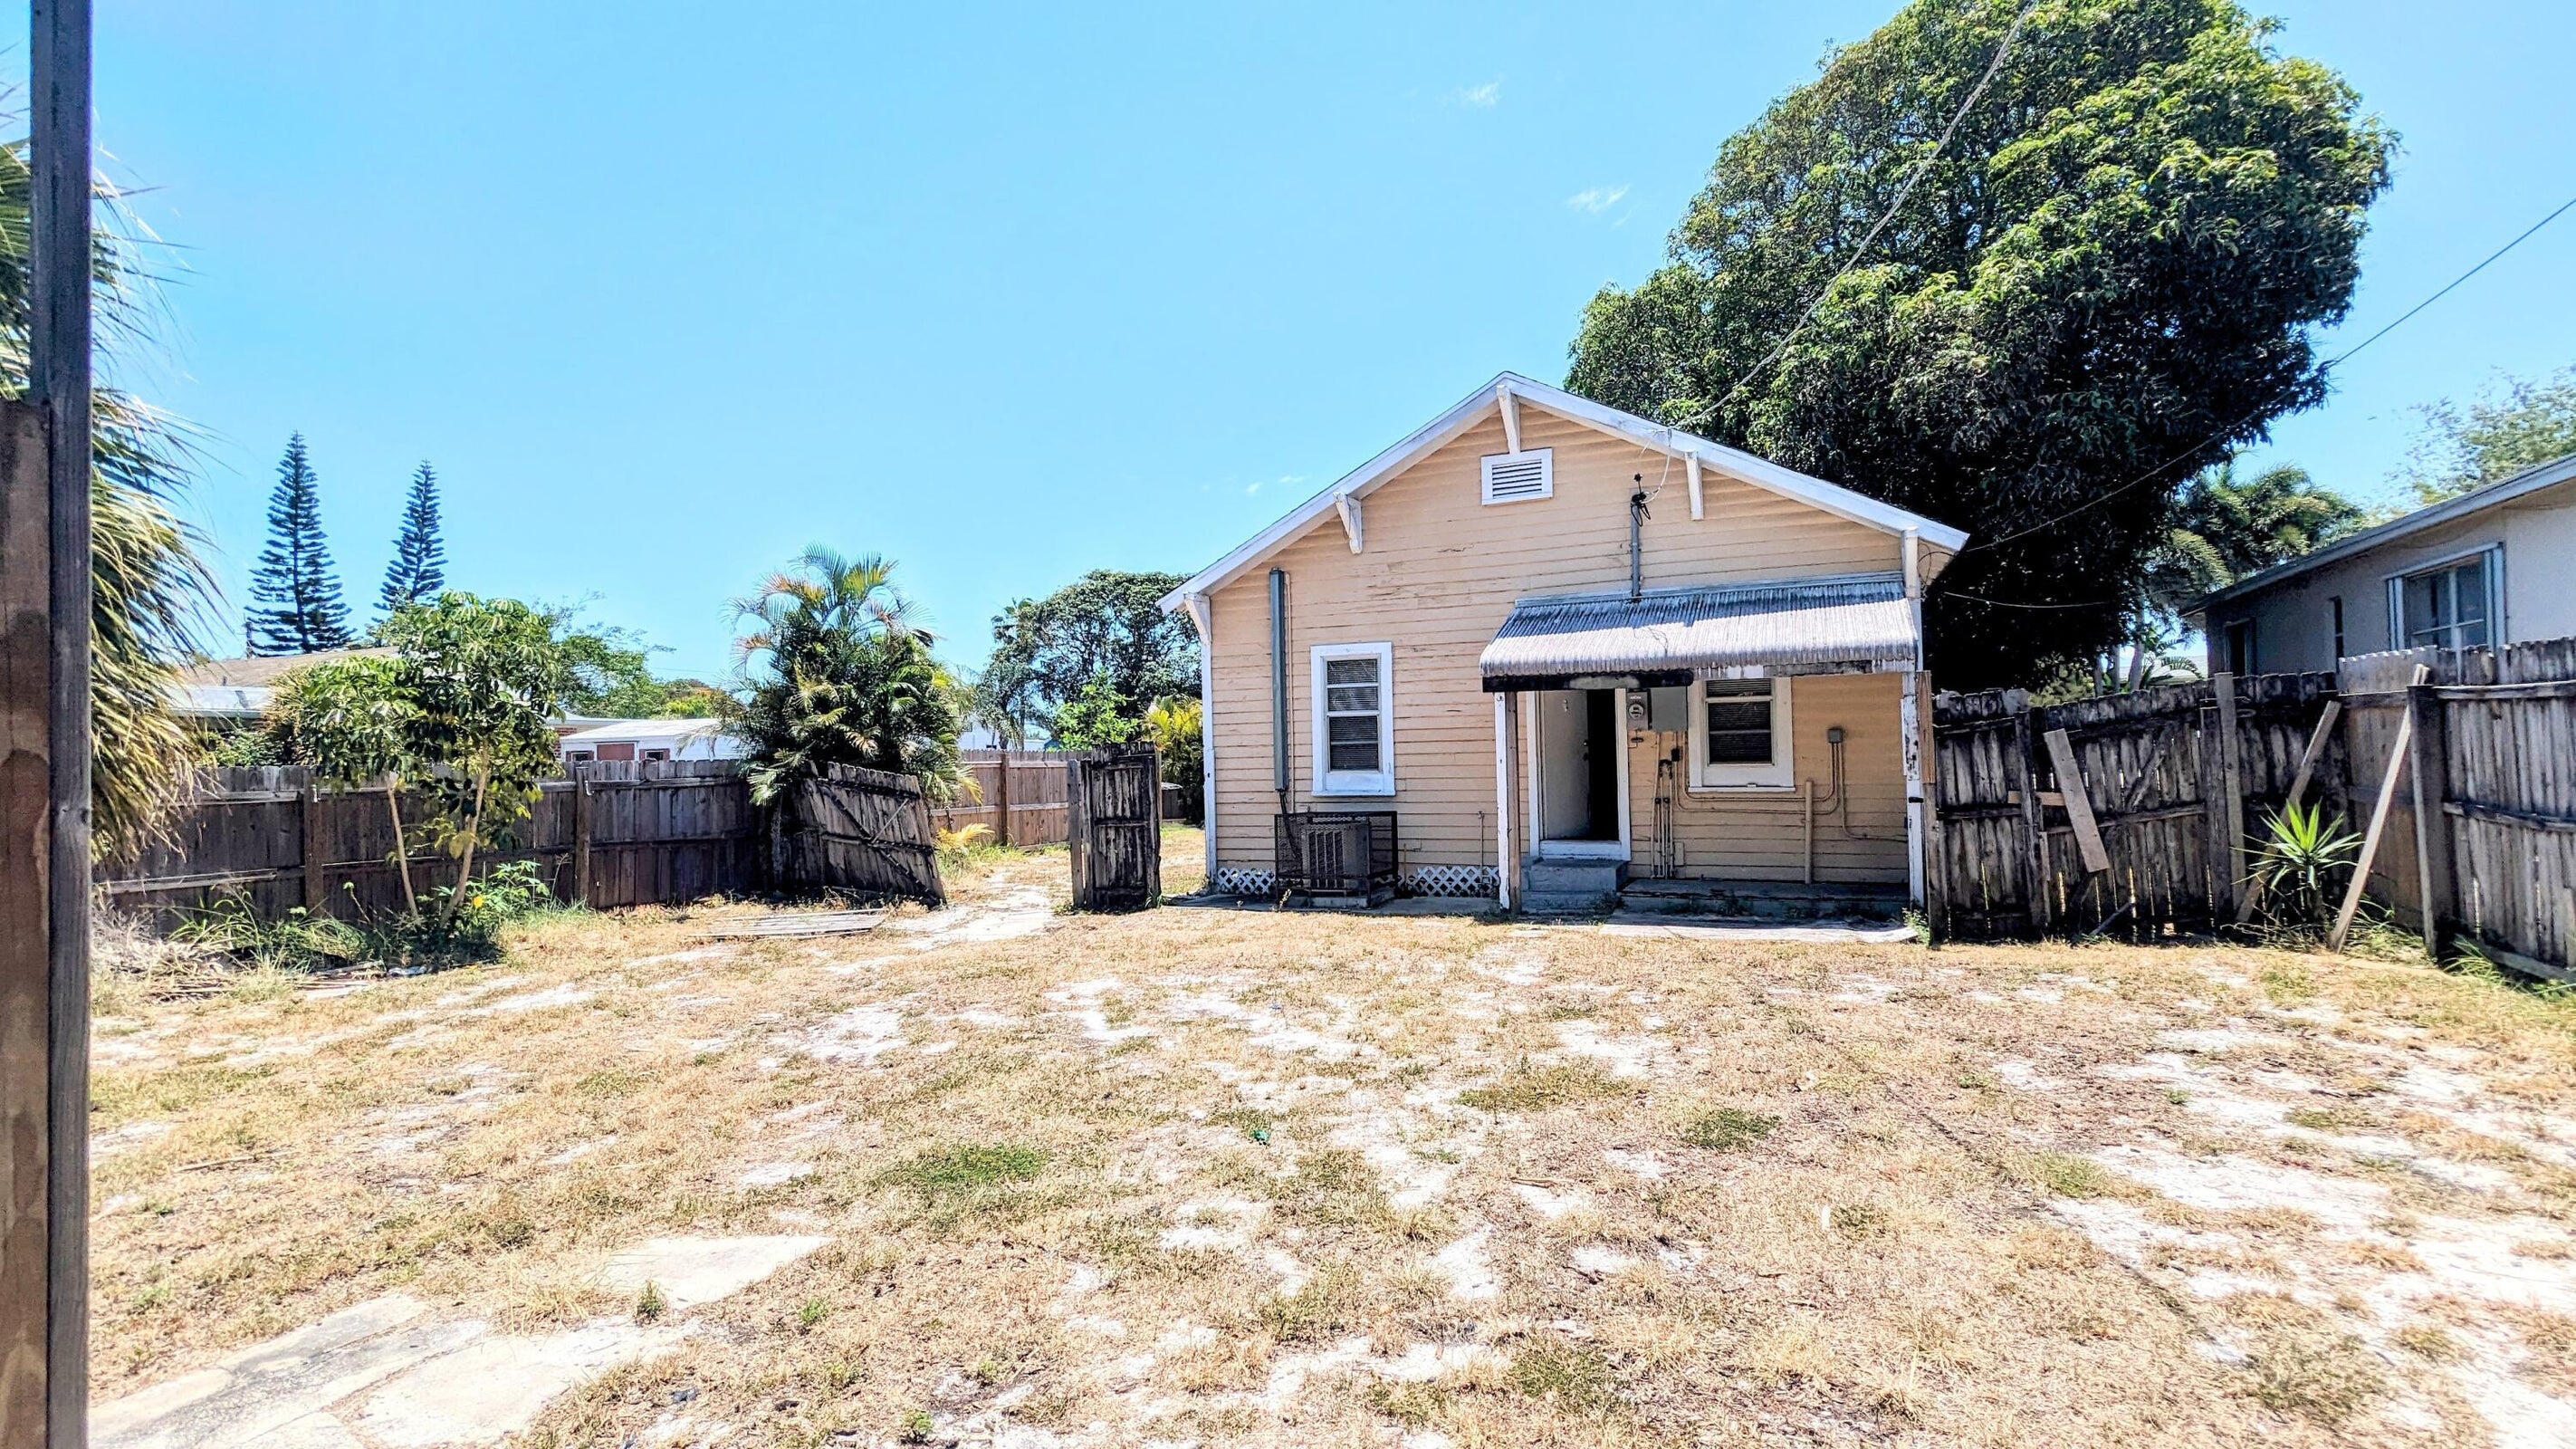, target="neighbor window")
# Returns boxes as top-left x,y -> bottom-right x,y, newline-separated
640,748 -> 671,763
1689,676 -> 1793,790
2222,619 -> 2255,676
2329,597 -> 2345,662
1310,641 -> 1394,795
2389,548 -> 2500,651
565,749 -> 596,764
